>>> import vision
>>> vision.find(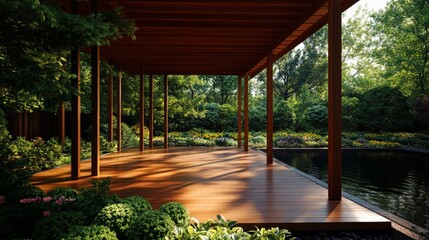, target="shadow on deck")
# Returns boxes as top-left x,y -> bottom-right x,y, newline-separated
31,147 -> 391,231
